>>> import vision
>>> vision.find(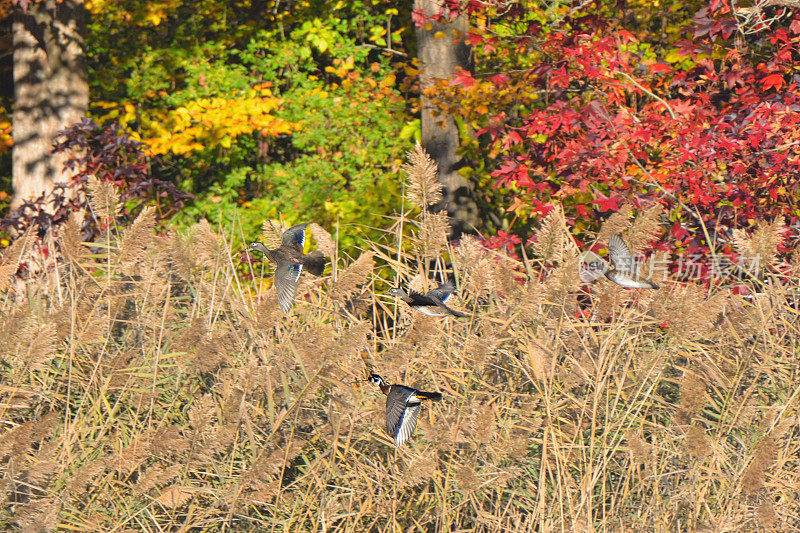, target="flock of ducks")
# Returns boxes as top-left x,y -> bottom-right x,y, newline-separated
248,222 -> 659,447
